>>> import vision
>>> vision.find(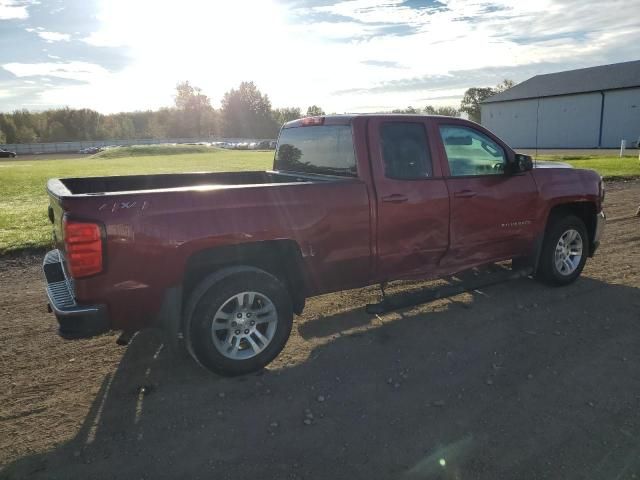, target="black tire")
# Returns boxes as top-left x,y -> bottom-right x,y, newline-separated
535,214 -> 589,286
184,266 -> 293,376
